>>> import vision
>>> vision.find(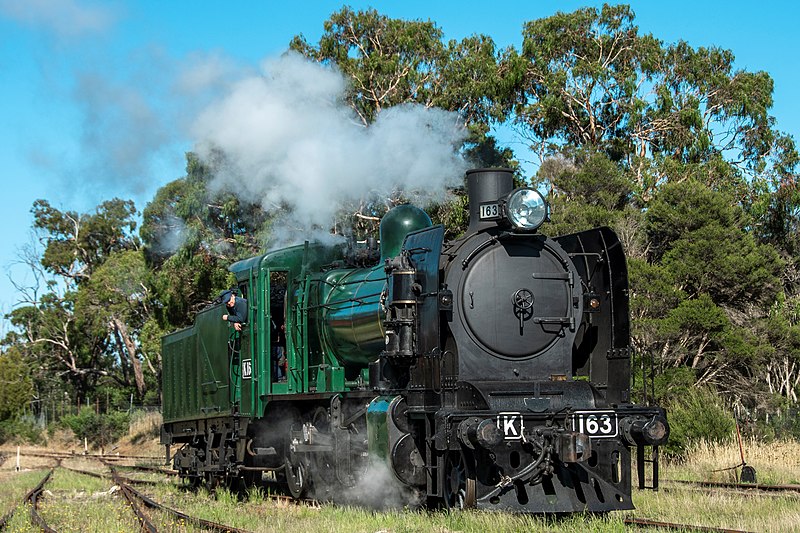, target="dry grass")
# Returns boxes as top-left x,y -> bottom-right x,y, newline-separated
128,410 -> 162,439
665,438 -> 800,485
634,486 -> 800,533
628,438 -> 800,532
